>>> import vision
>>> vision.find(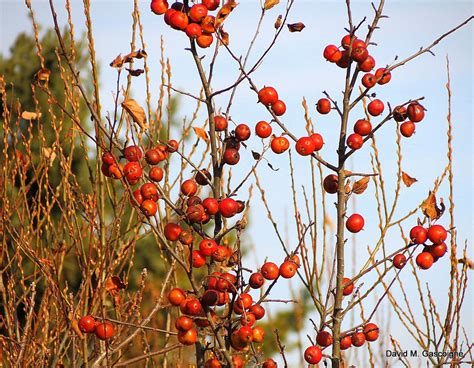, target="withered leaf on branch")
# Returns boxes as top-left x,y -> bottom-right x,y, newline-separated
420,191 -> 445,221
105,276 -> 126,294
287,22 -> 305,32
264,0 -> 280,10
122,99 -> 146,129
402,171 -> 418,187
110,54 -> 124,68
35,68 -> 51,83
215,0 -> 238,28
219,29 -> 230,46
193,126 -> 209,141
21,111 -> 42,120
352,176 -> 370,195
126,68 -> 145,77
274,15 -> 283,29
267,162 -> 279,171
251,151 -> 261,160
458,257 -> 474,269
